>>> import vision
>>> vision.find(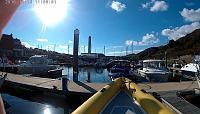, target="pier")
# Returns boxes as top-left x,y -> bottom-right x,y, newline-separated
1,71 -> 107,93
2,71 -> 198,93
